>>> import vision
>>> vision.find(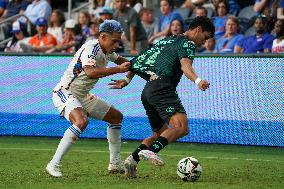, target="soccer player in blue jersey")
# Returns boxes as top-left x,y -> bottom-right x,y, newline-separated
46,20 -> 131,177
110,16 -> 215,178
